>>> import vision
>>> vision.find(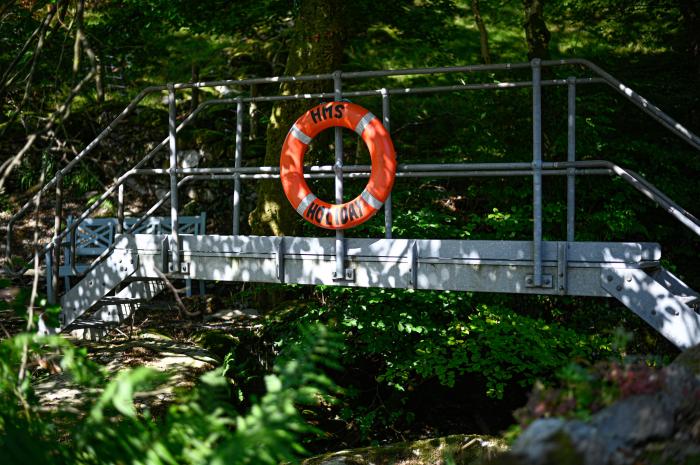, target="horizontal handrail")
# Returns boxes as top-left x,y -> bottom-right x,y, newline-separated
7,58 -> 698,244
67,157 -> 699,279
